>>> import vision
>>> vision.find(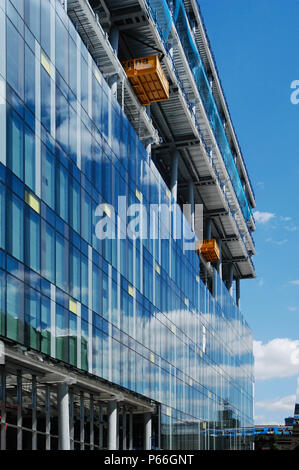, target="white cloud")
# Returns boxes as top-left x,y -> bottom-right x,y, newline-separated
255,395 -> 295,414
266,237 -> 288,246
254,338 -> 299,380
254,211 -> 275,224
258,278 -> 264,287
290,280 -> 299,286
288,306 -> 297,312
281,216 -> 292,222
